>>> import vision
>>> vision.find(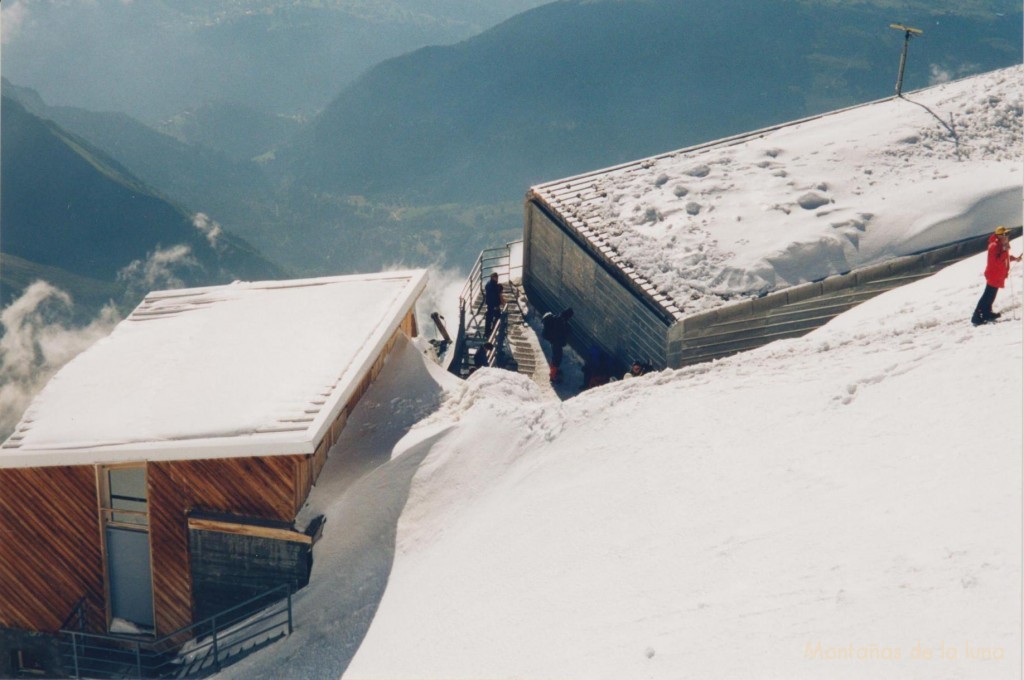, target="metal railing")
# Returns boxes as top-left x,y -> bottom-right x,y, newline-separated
62,596 -> 88,632
59,584 -> 292,679
459,240 -> 522,309
449,240 -> 523,376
